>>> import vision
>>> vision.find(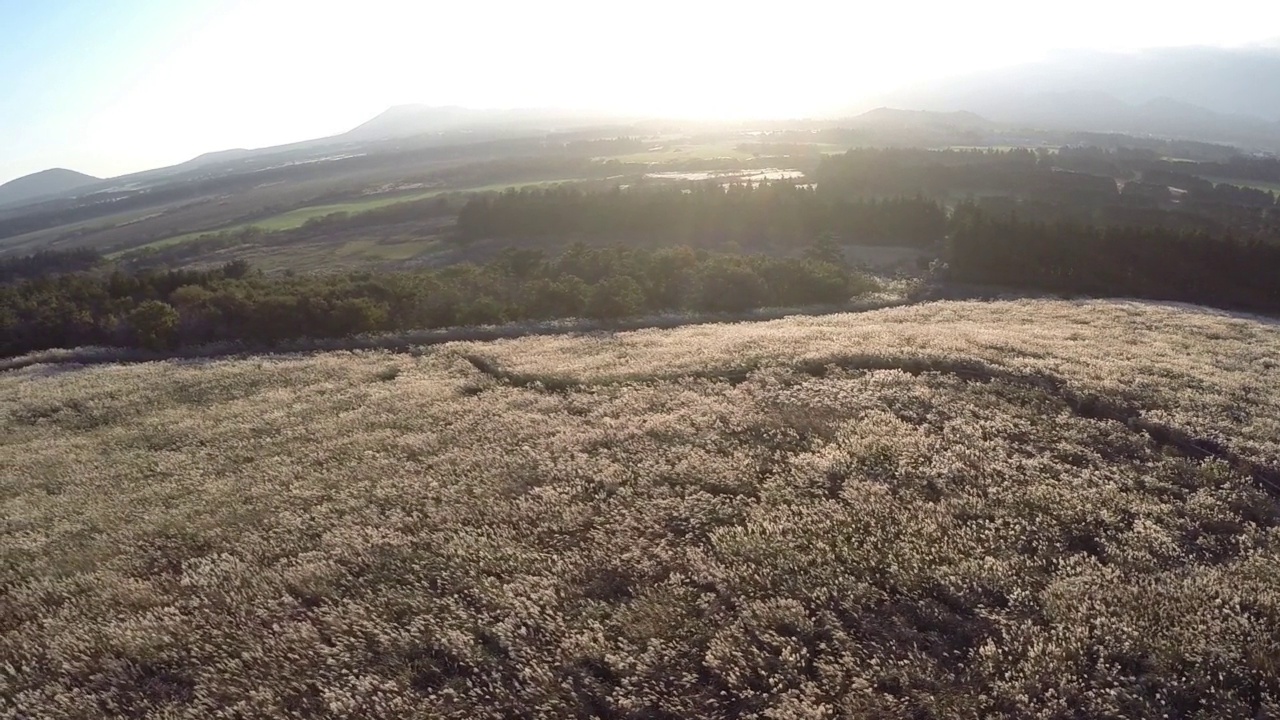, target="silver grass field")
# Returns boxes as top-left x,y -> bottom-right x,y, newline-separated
2,299 -> 1279,719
